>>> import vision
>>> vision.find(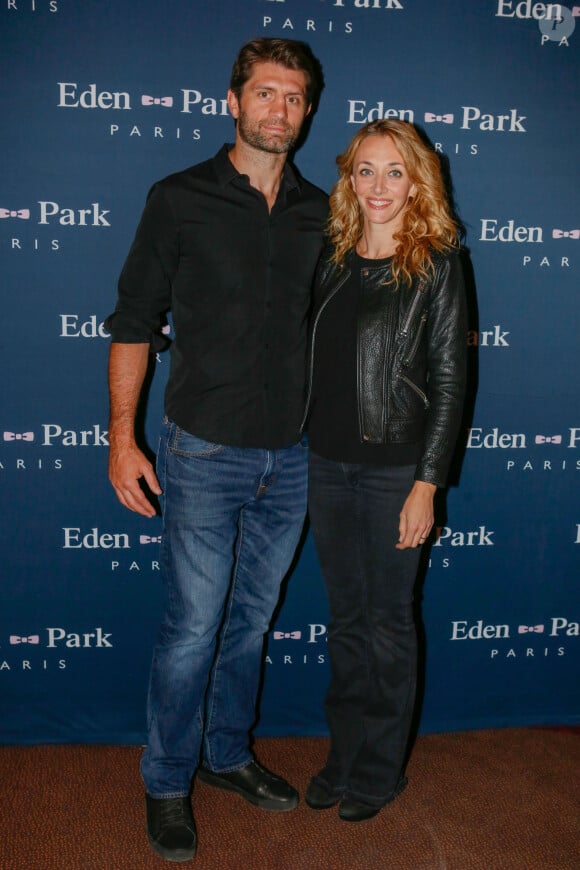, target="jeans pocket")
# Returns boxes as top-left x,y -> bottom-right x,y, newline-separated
167,423 -> 224,457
